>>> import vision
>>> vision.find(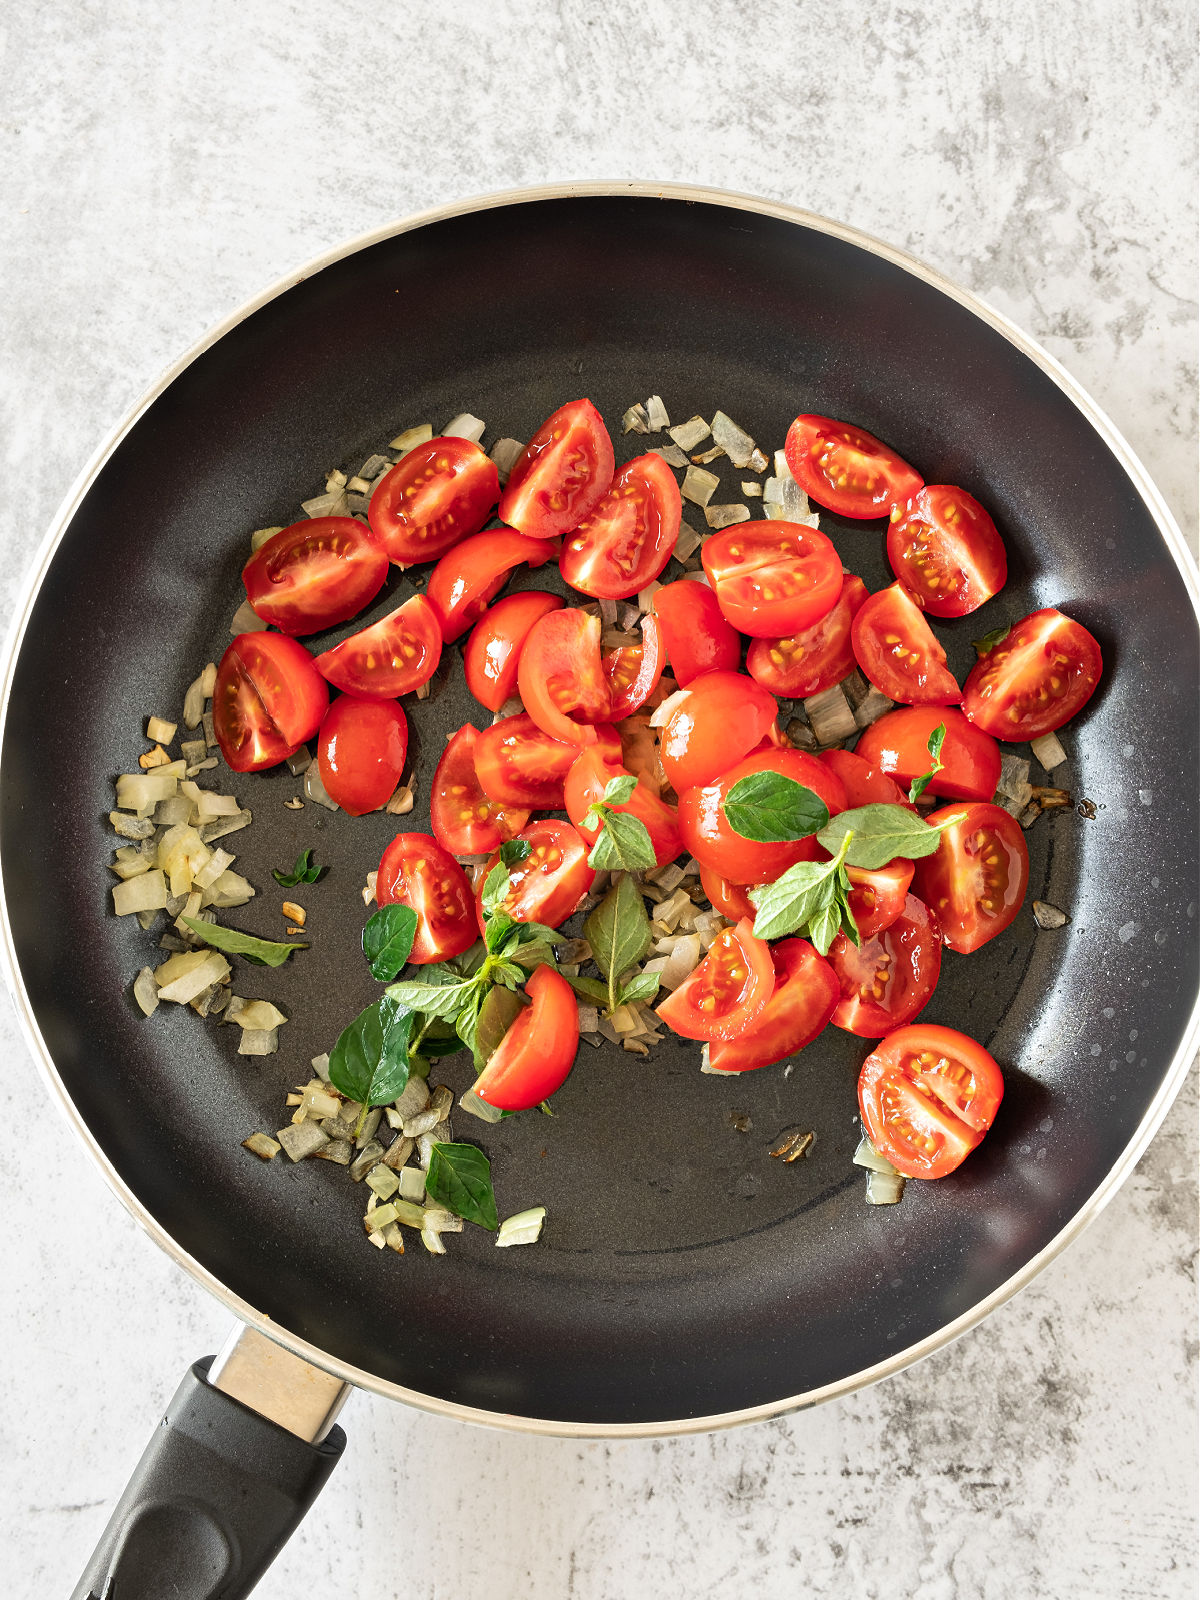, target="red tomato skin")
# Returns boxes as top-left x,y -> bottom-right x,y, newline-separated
817,748 -> 914,810
656,918 -> 775,1042
708,939 -> 840,1072
887,486 -> 1007,617
242,518 -> 389,636
846,859 -> 915,940
698,866 -> 757,921
313,593 -> 442,698
746,574 -> 869,698
213,633 -> 329,773
703,520 -> 843,638
564,747 -> 683,868
426,530 -> 556,642
859,1024 -> 1004,1178
828,894 -> 943,1037
316,695 -> 408,817
784,414 -> 924,519
473,711 -> 584,810
376,832 -> 477,964
913,803 -> 1030,953
678,747 -> 848,885
474,965 -> 580,1111
429,724 -> 529,856
462,590 -> 563,712
518,609 -> 609,746
477,820 -> 595,930
658,671 -> 779,793
603,614 -> 666,720
851,582 -> 962,705
856,707 -> 1001,803
652,580 -> 740,685
368,437 -> 499,566
559,453 -> 681,599
498,399 -> 615,539
961,607 -> 1104,740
